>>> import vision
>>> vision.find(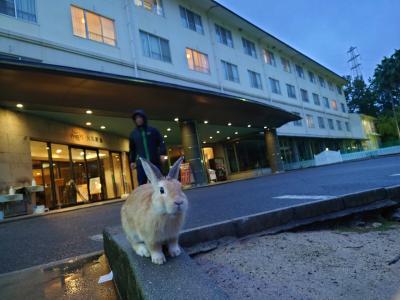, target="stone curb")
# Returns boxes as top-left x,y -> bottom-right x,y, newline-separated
103,227 -> 229,300
180,185 -> 400,248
